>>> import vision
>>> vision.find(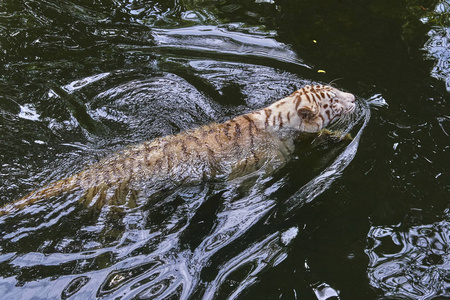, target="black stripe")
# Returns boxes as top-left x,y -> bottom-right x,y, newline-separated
318,114 -> 325,126
224,123 -> 232,140
305,92 -> 311,103
234,122 -> 241,139
264,108 -> 272,128
243,115 -> 258,132
295,96 -> 302,110
186,134 -> 202,145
